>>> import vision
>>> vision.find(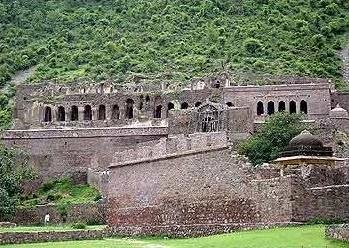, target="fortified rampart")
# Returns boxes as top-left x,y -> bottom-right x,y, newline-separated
107,141 -> 349,236
2,76 -> 349,235
2,126 -> 167,178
